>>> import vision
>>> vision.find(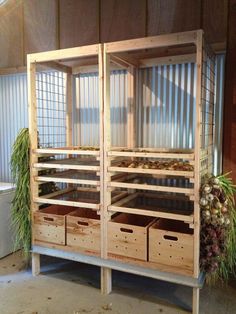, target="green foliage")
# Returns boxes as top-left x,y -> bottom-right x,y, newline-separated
11,128 -> 31,257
